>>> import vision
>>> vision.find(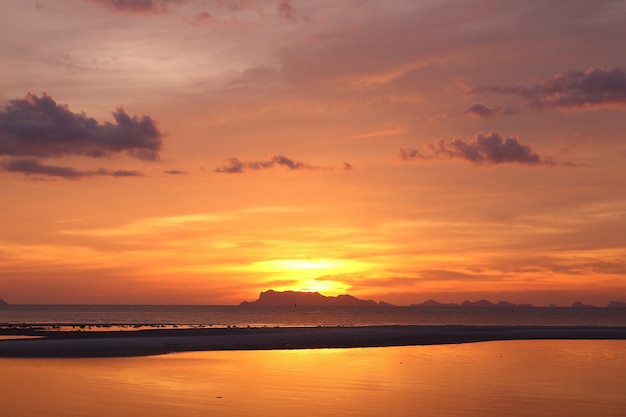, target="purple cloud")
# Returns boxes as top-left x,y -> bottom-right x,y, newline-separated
0,93 -> 163,160
400,131 -> 577,166
475,67 -> 626,111
90,0 -> 187,14
277,0 -> 309,22
398,148 -> 428,161
215,155 -> 332,173
464,103 -> 519,118
1,158 -> 142,179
